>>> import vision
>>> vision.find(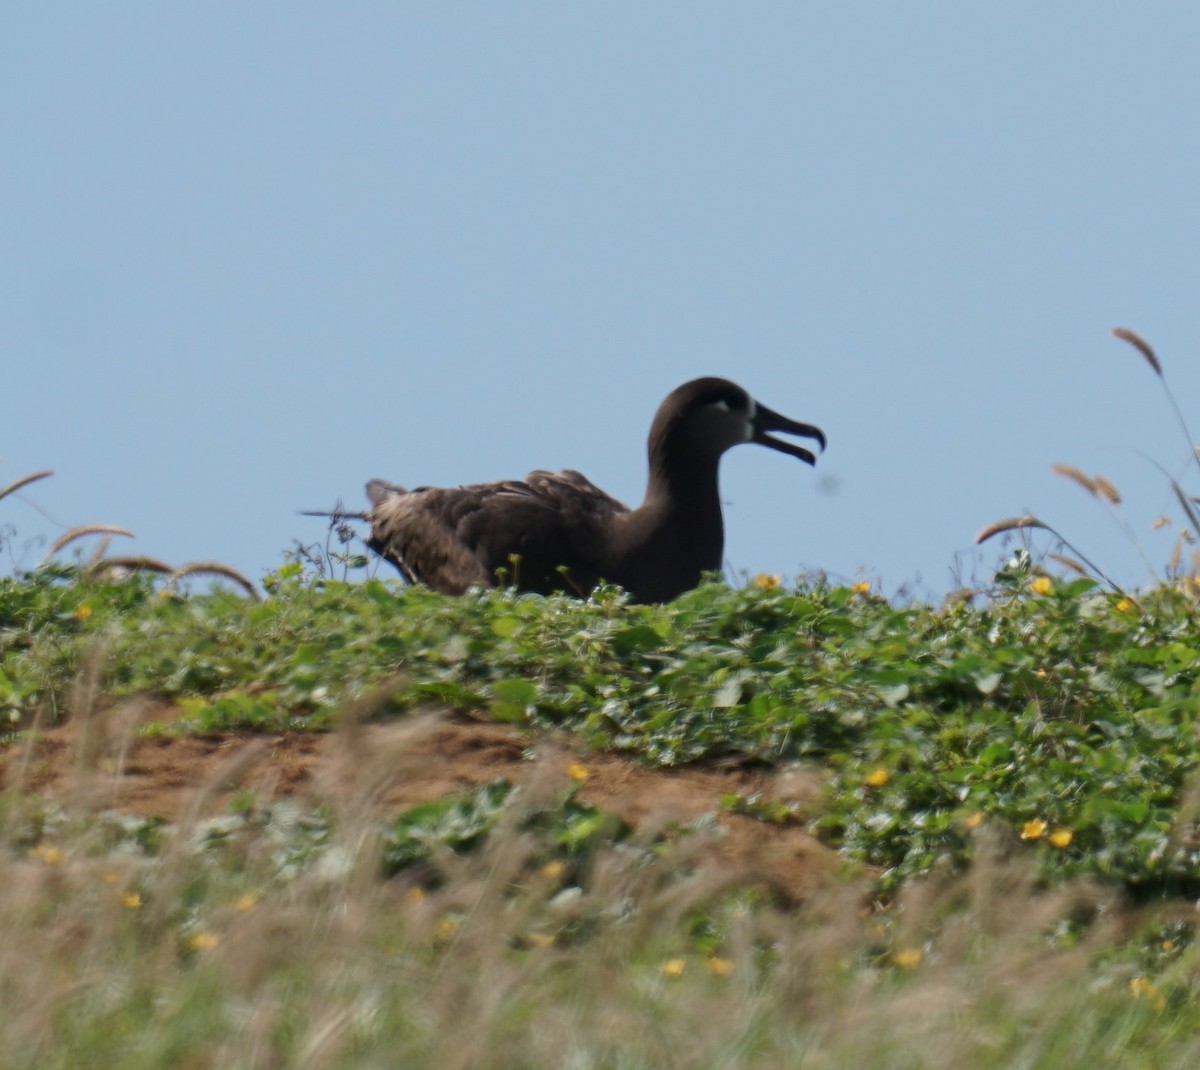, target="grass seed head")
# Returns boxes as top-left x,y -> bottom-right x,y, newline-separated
43,525 -> 135,563
1092,476 -> 1121,506
0,469 -> 54,504
169,561 -> 260,601
975,516 -> 1048,545
1050,464 -> 1097,496
1048,553 -> 1089,577
1112,327 -> 1162,376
